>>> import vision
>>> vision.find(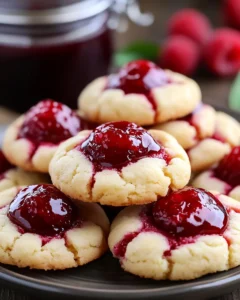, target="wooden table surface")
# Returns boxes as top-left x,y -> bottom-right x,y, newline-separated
0,0 -> 239,299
